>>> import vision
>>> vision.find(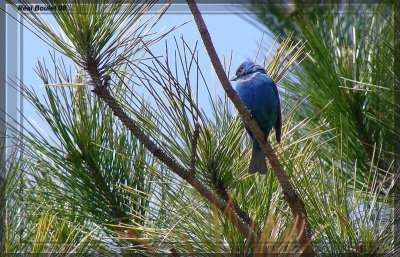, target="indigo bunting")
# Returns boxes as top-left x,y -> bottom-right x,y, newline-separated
231,61 -> 281,174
